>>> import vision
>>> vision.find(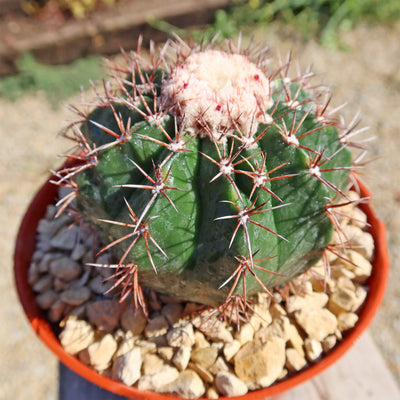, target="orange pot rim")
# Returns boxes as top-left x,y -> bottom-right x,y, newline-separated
14,175 -> 389,400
